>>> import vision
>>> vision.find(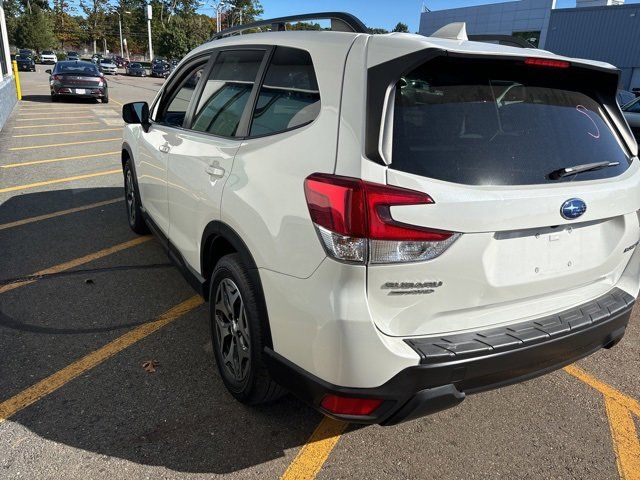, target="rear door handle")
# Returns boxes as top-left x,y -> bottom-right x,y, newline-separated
205,164 -> 225,178
159,144 -> 170,153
